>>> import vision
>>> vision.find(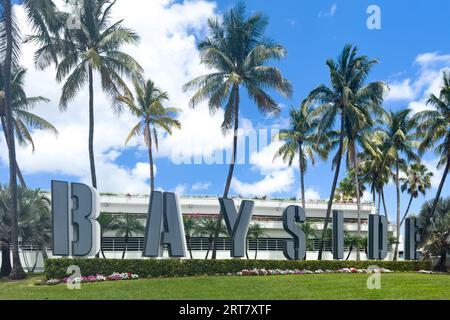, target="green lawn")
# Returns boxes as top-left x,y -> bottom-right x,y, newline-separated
0,273 -> 449,300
